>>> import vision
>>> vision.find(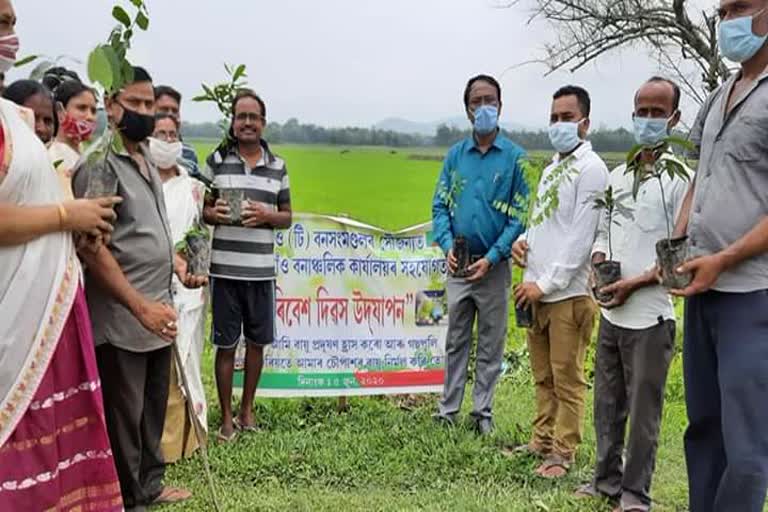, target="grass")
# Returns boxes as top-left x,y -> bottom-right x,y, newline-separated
163,143 -> 691,511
